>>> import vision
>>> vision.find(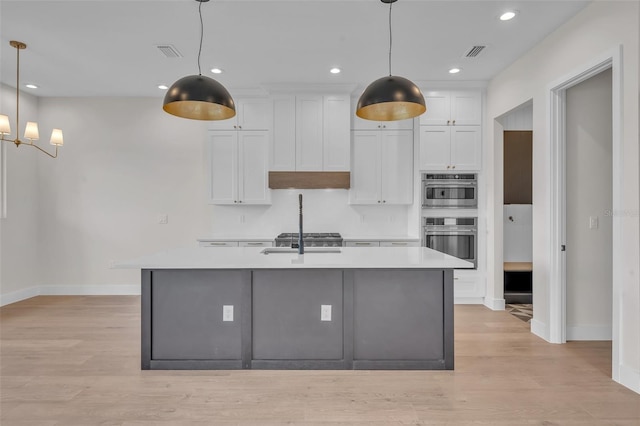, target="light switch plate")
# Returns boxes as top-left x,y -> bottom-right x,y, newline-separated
223,305 -> 234,322
589,216 -> 599,229
158,214 -> 168,224
321,305 -> 332,321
